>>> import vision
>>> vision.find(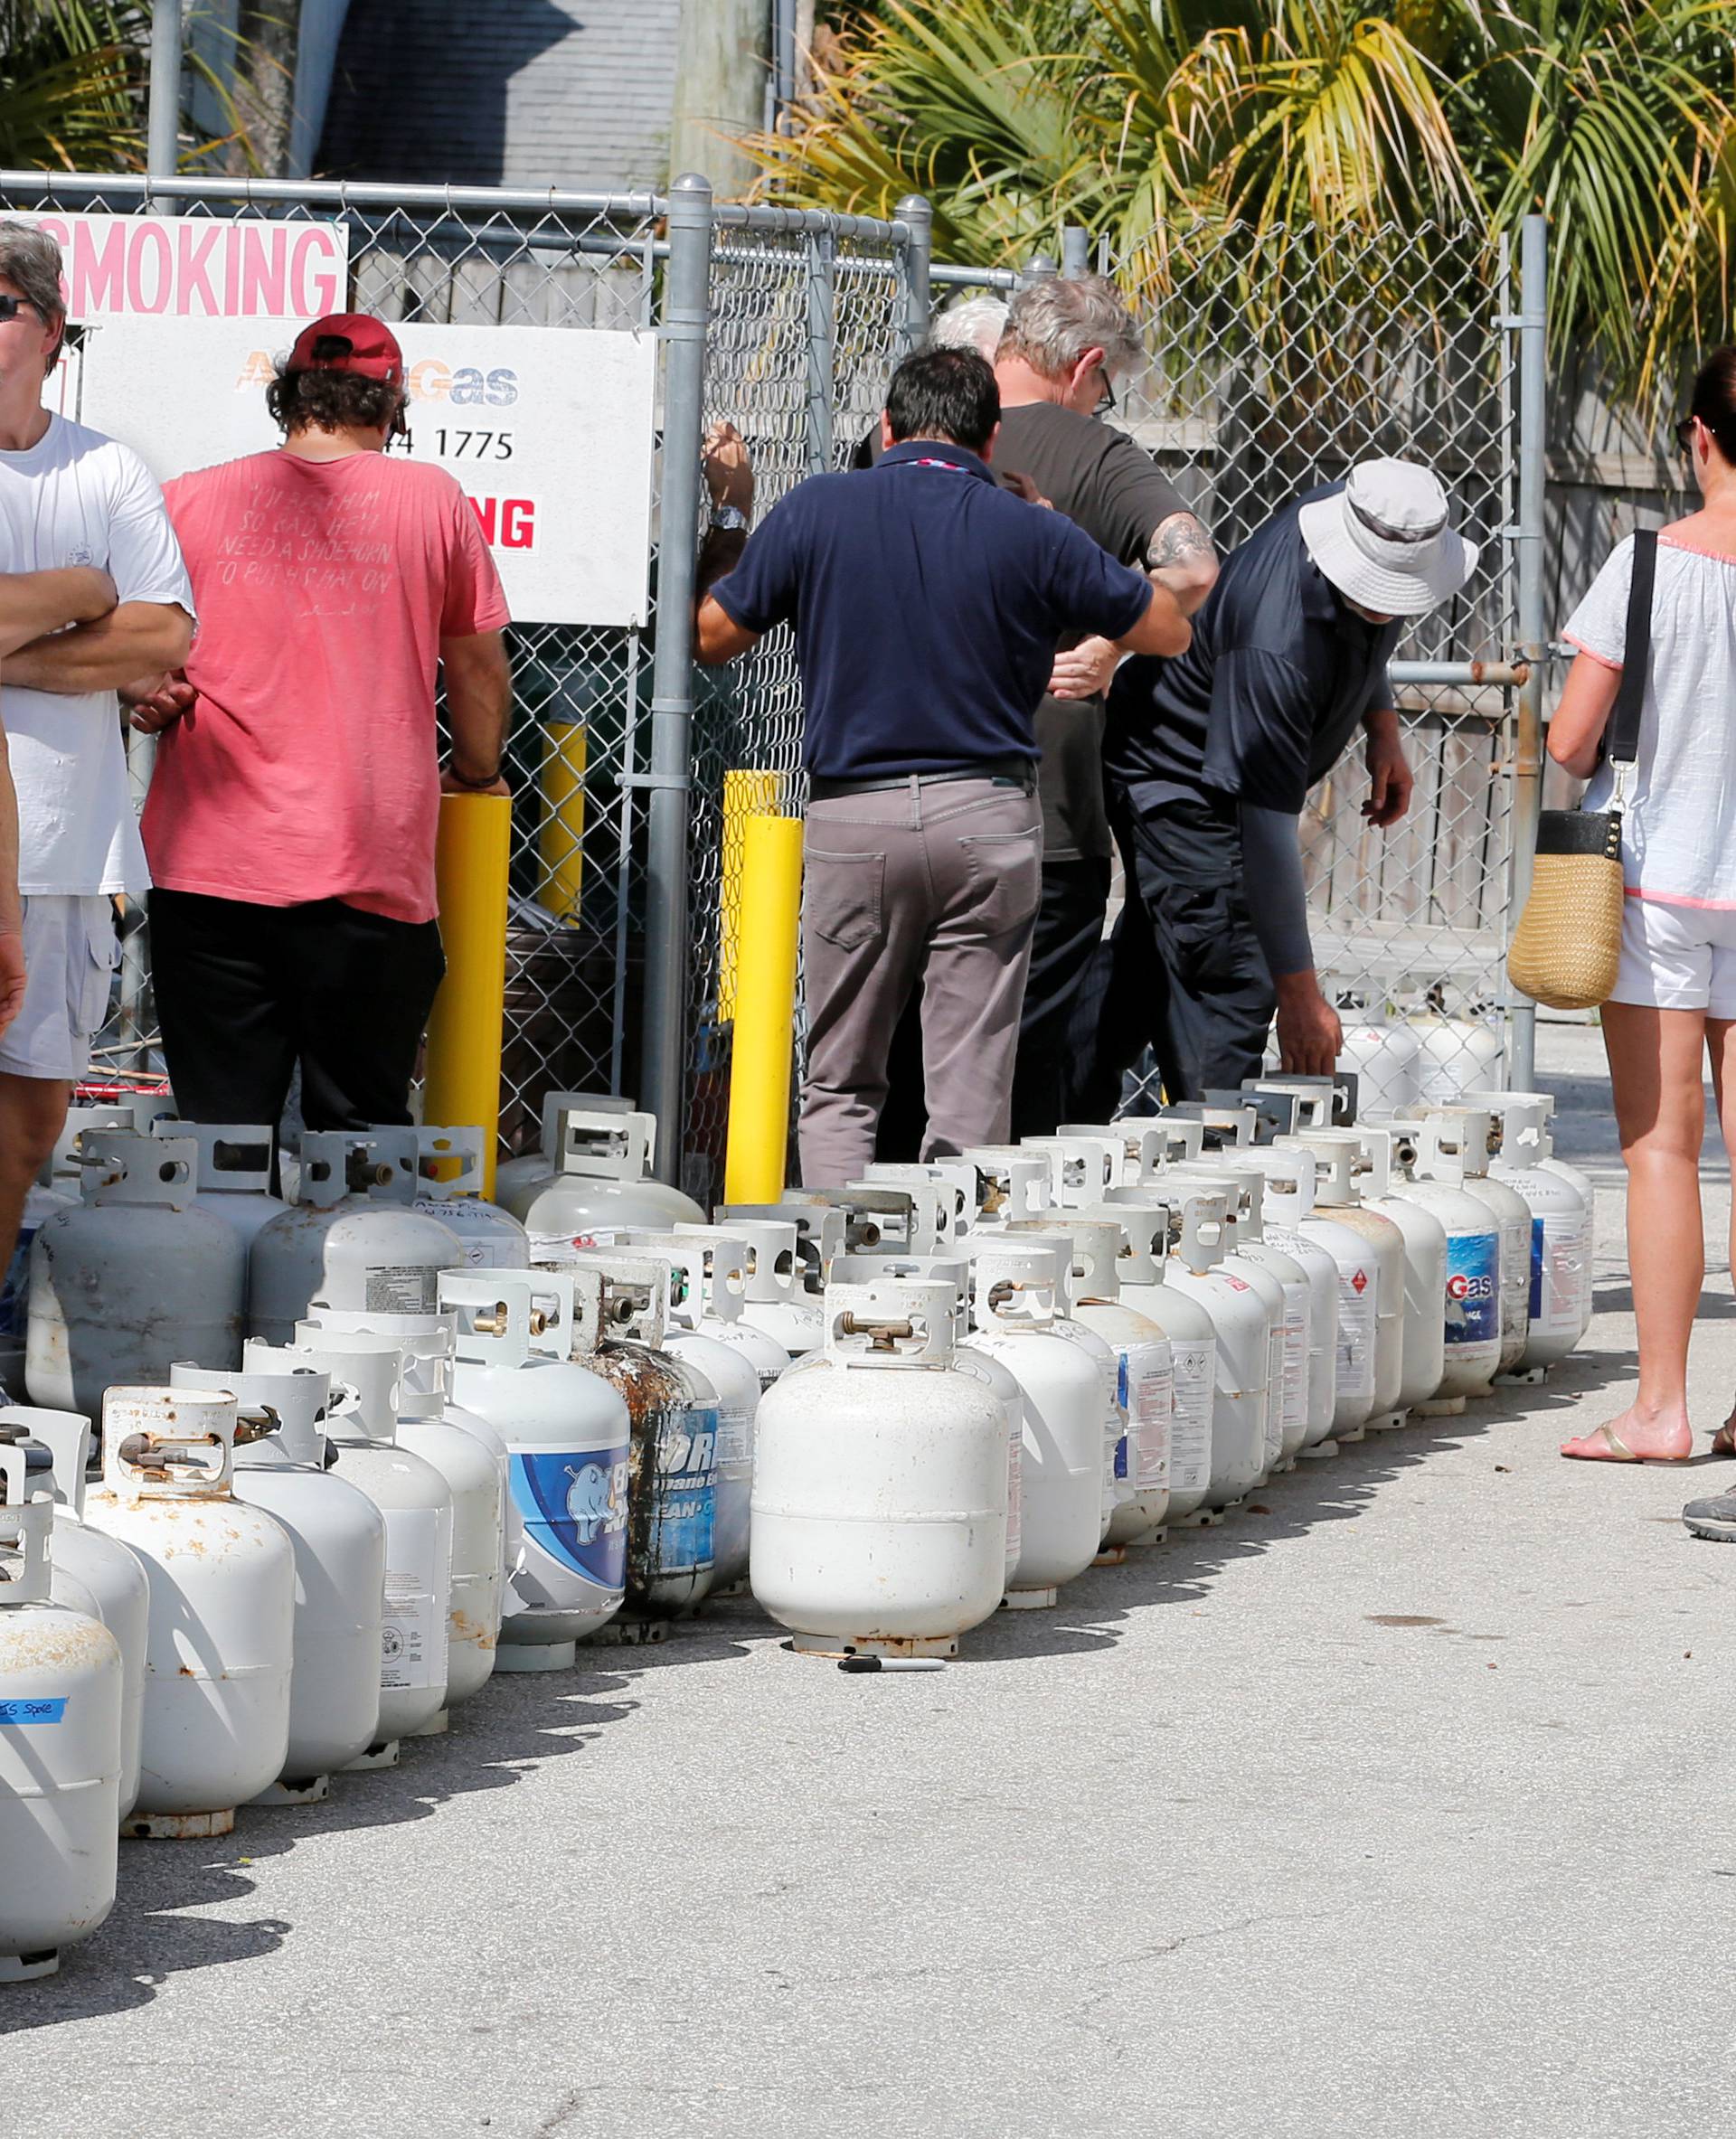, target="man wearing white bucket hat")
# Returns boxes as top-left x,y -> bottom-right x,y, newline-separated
1080,457 -> 1478,1104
